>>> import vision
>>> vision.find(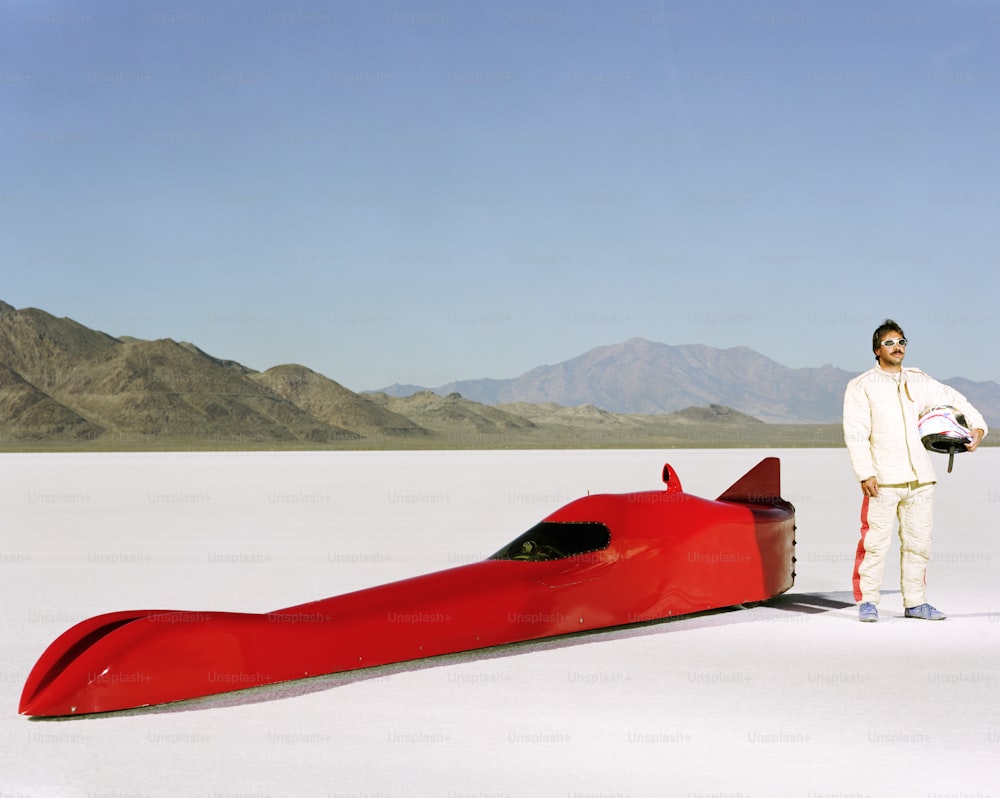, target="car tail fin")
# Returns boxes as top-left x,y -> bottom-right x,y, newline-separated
716,457 -> 783,505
